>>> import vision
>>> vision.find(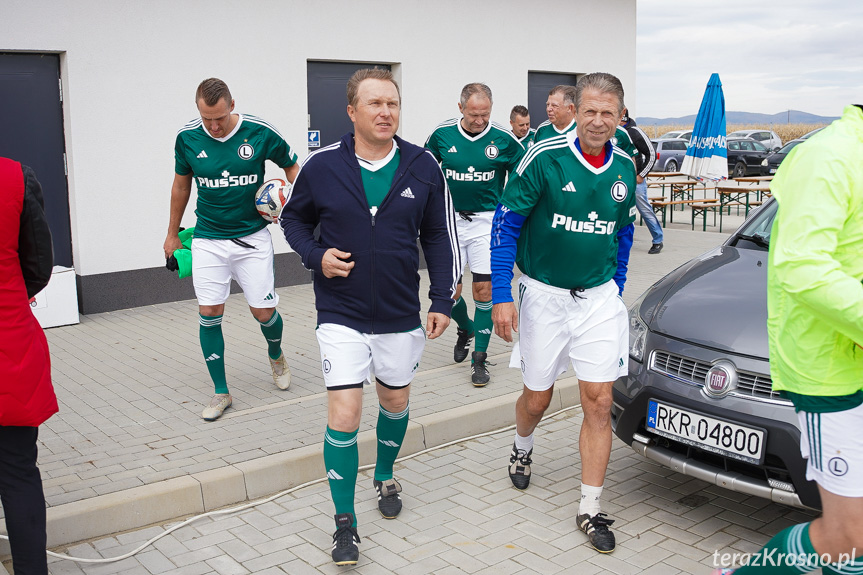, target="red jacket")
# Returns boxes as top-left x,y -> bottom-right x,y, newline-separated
0,157 -> 57,427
